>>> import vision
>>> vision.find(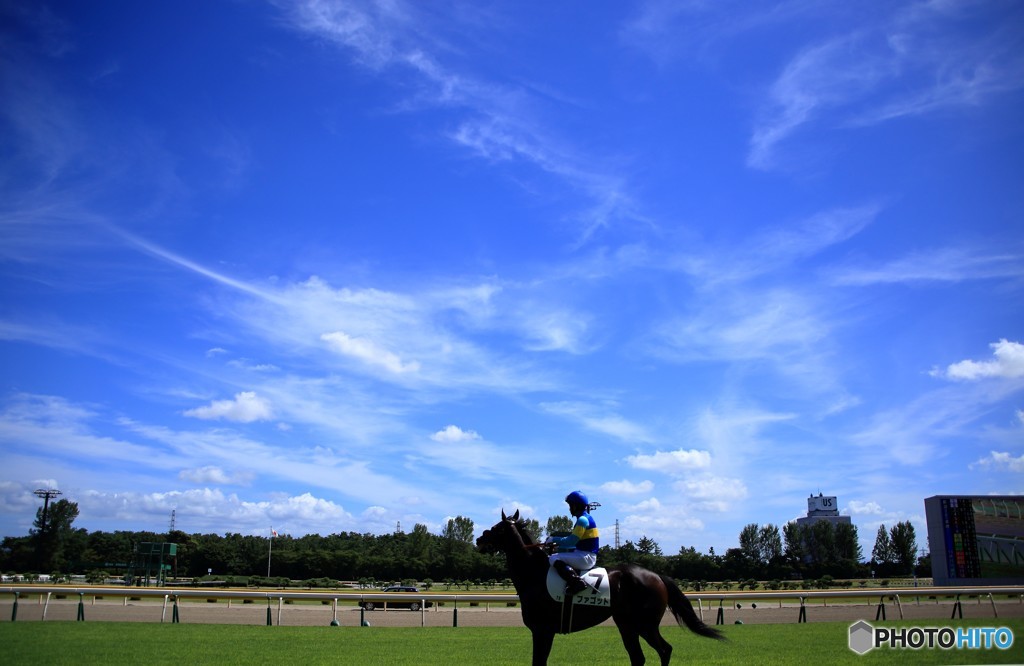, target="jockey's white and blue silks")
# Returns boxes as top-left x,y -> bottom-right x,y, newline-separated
549,511 -> 600,571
